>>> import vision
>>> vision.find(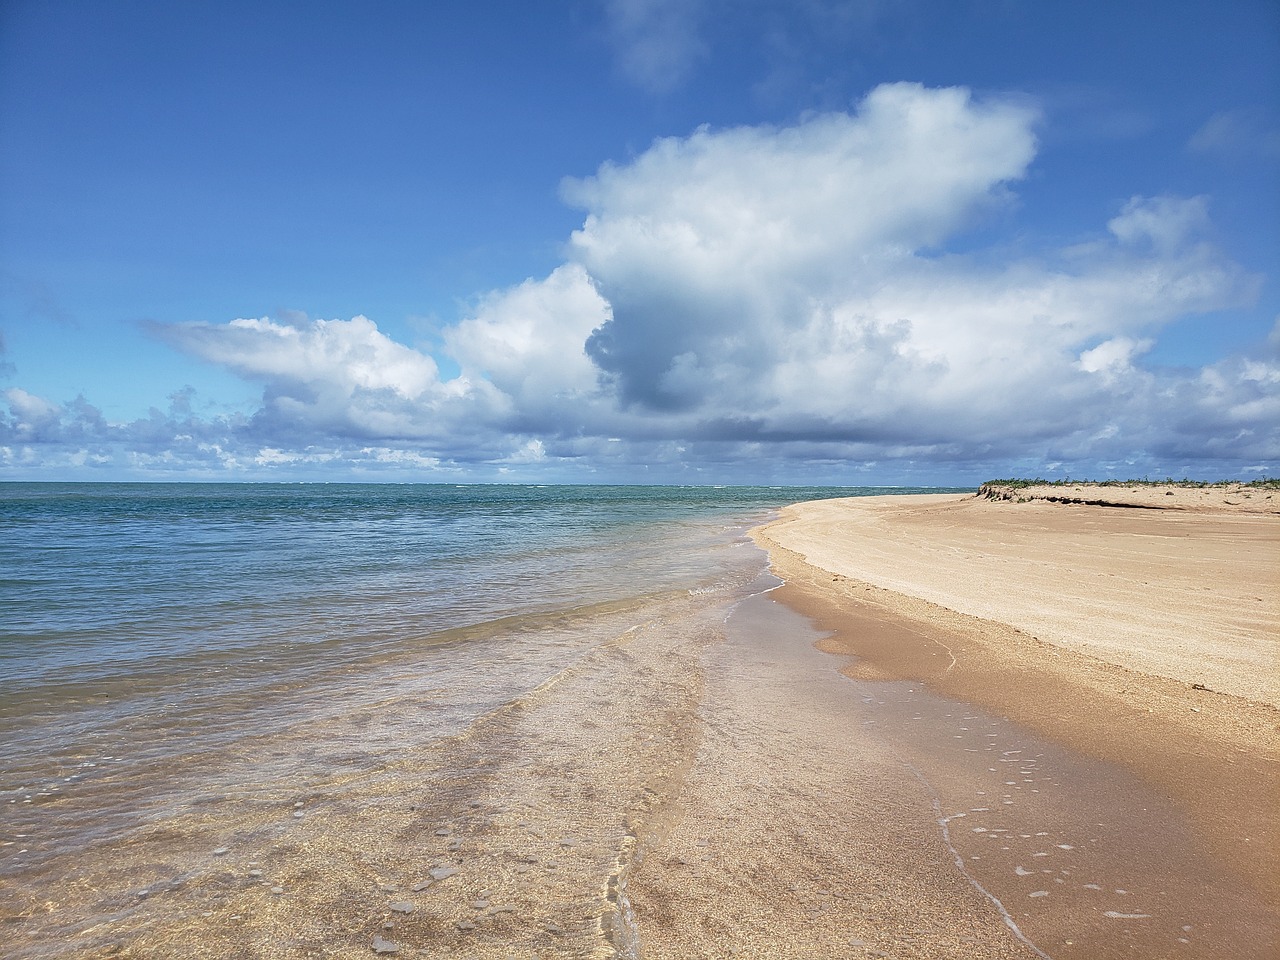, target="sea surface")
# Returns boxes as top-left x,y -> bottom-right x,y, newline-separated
0,482 -> 937,957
